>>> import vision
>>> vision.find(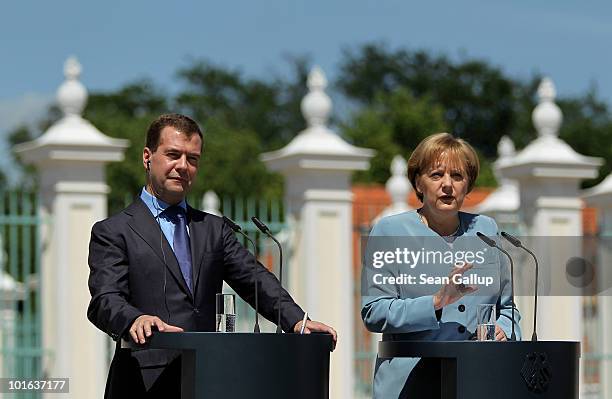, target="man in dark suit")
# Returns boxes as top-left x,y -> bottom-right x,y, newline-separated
87,113 -> 337,398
